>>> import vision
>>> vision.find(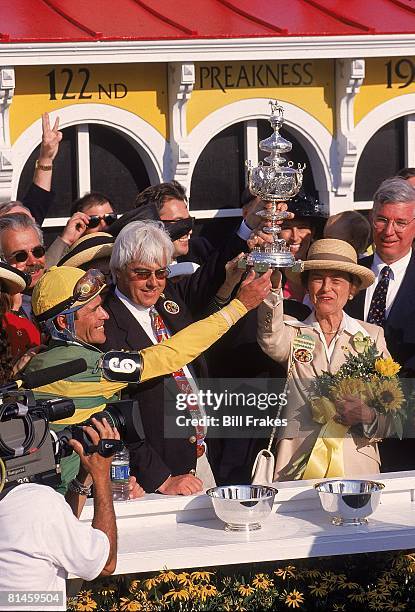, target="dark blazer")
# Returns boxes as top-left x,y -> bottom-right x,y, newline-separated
102,286 -> 209,493
345,251 -> 415,375
345,250 -> 415,471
